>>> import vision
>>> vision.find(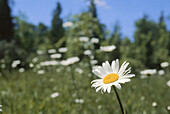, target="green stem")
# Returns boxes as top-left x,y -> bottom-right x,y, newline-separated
113,86 -> 124,114
70,66 -> 80,99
